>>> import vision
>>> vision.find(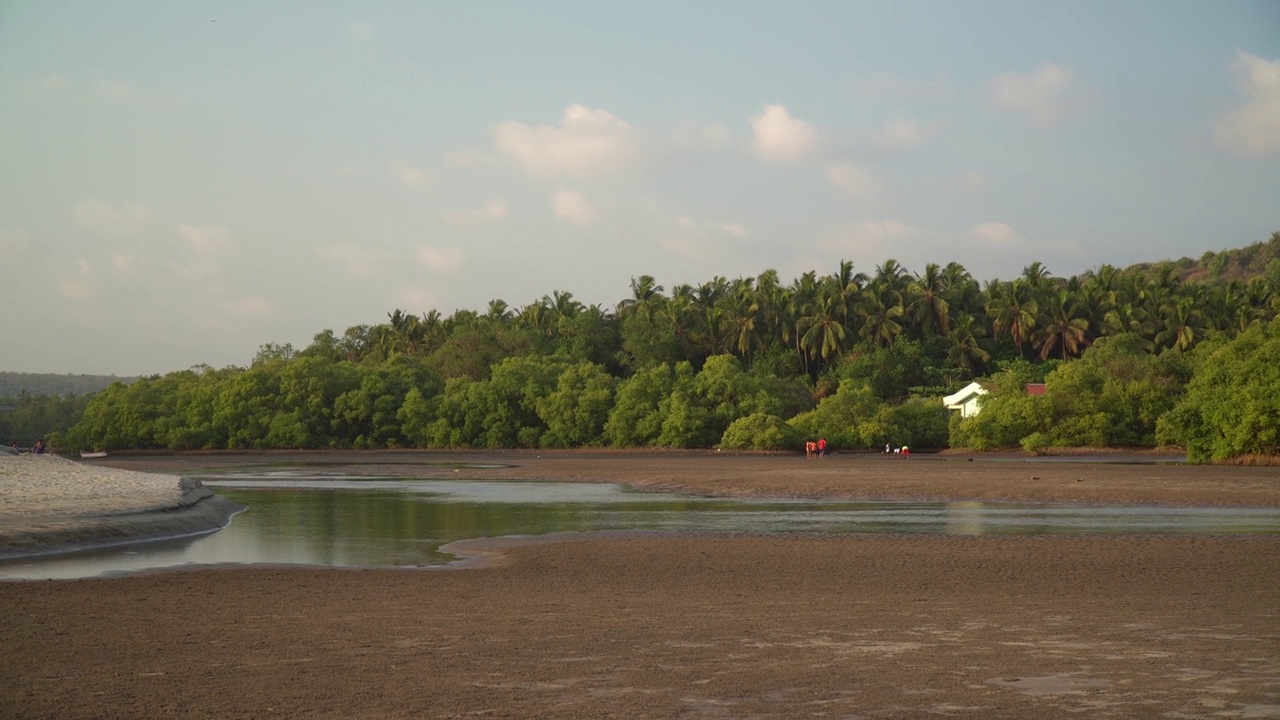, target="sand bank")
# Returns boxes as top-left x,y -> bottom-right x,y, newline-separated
0,455 -> 241,558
